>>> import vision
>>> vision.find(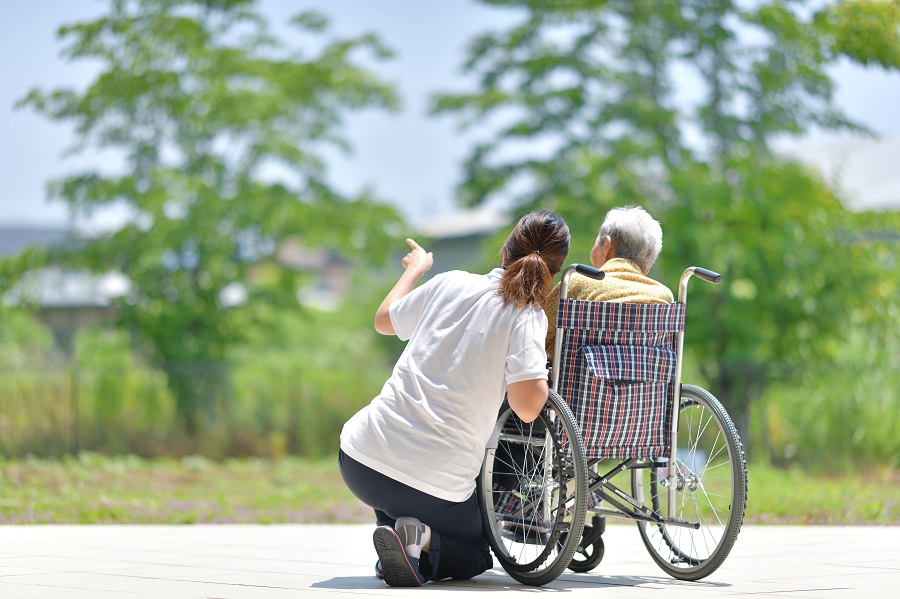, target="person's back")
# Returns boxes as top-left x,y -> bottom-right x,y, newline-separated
543,205 -> 673,353
342,268 -> 547,501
